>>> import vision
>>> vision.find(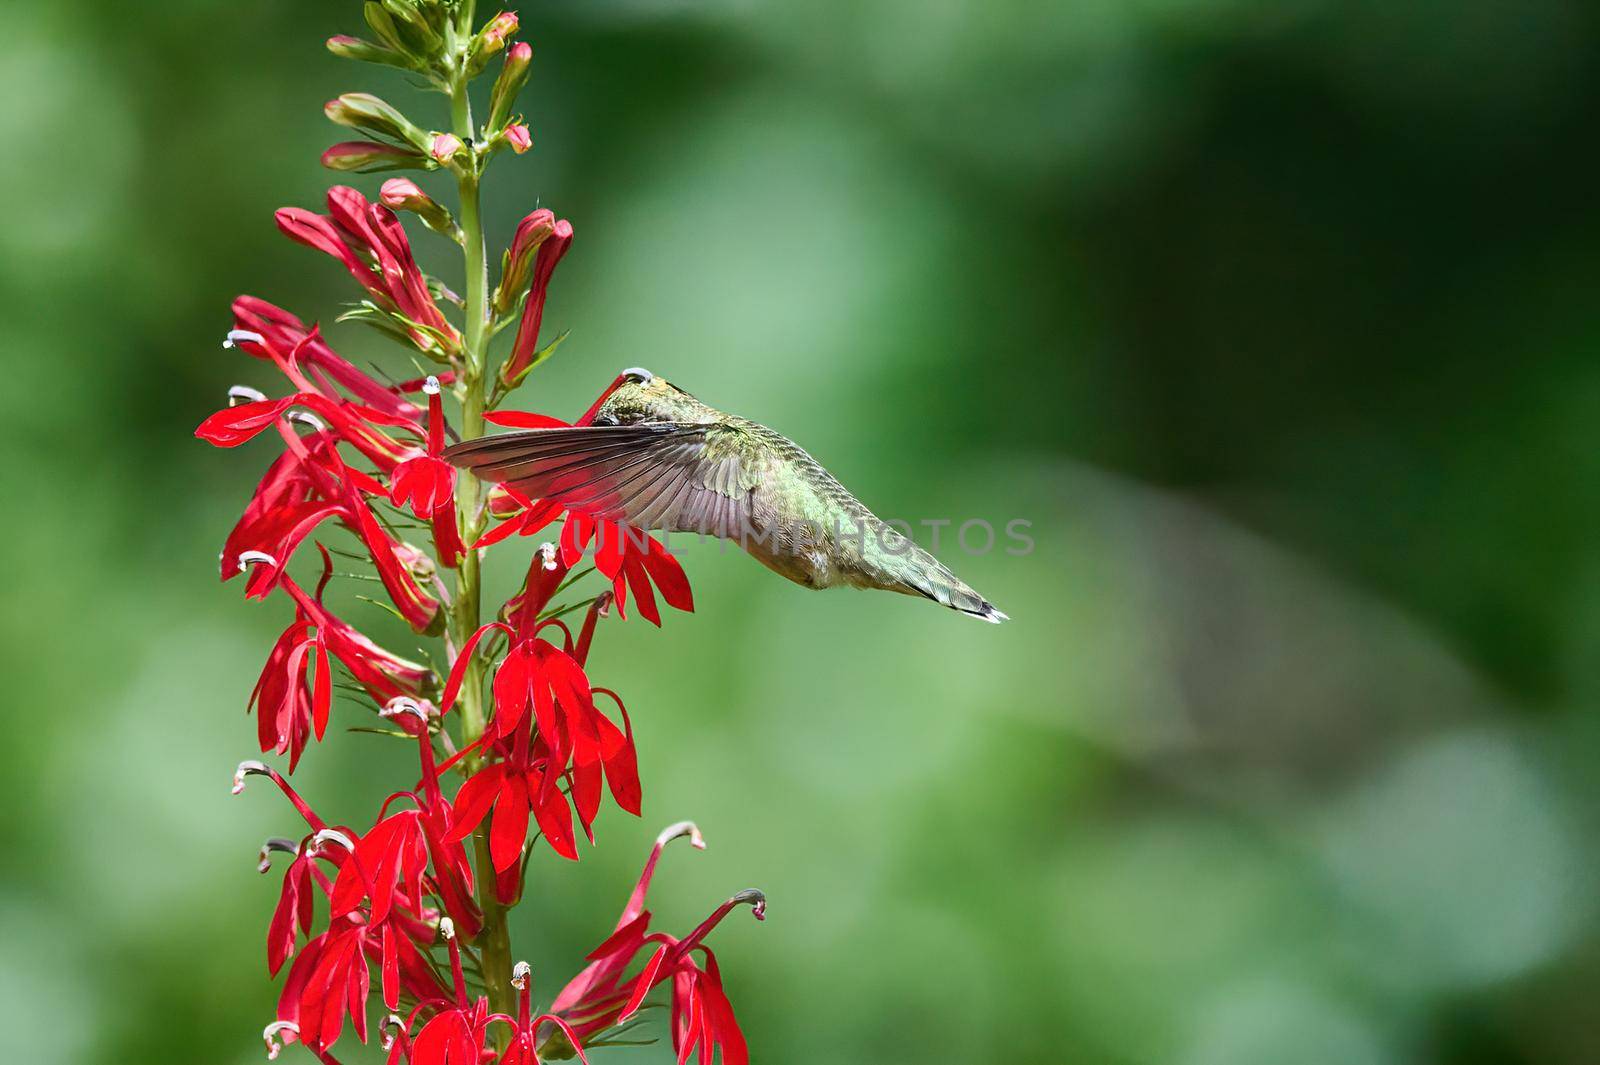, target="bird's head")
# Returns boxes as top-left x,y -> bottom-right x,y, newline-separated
582,366 -> 708,425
